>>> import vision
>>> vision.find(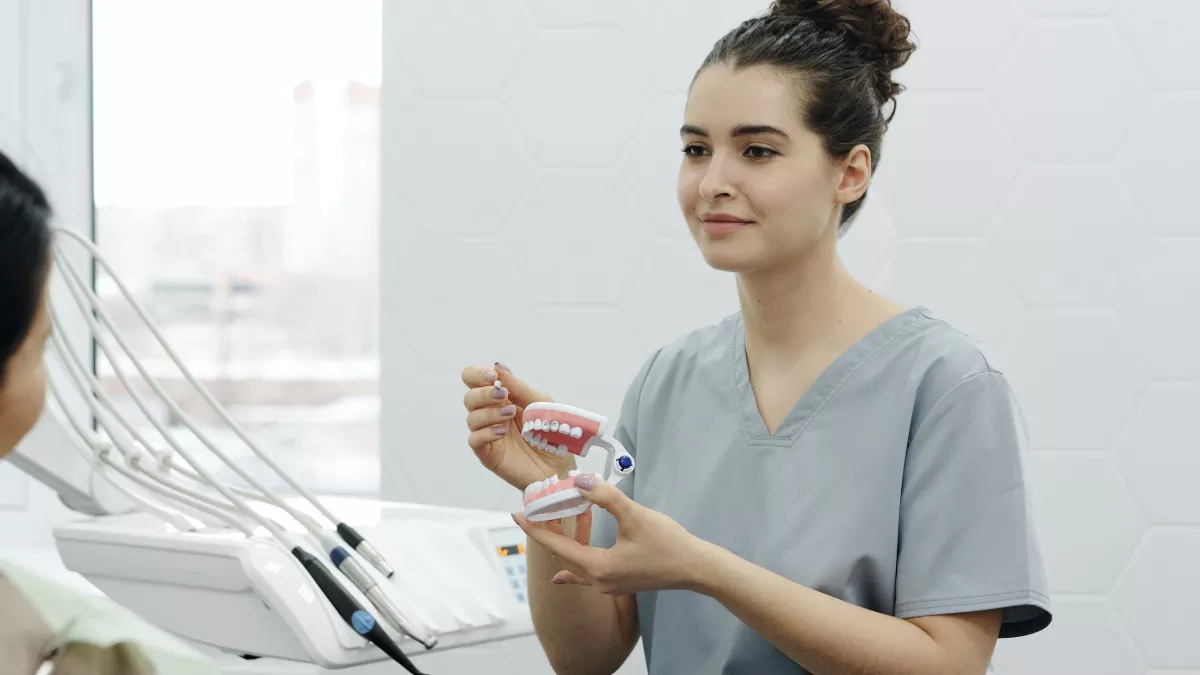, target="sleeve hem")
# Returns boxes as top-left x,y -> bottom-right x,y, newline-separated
895,589 -> 1052,634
